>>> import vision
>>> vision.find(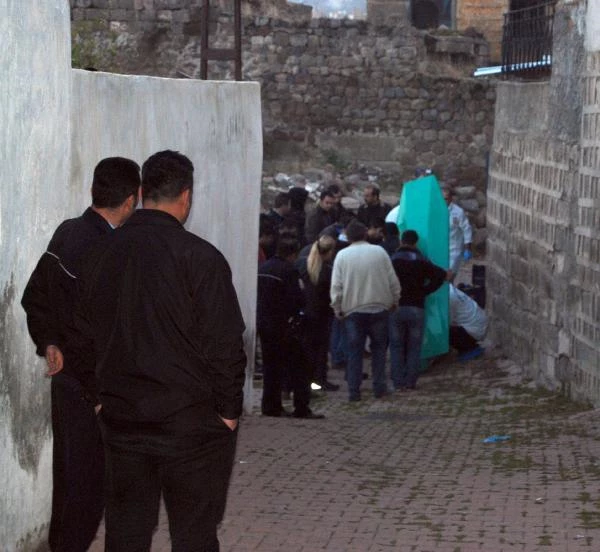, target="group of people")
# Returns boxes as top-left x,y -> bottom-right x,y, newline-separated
22,152 -> 245,551
257,172 -> 486,407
